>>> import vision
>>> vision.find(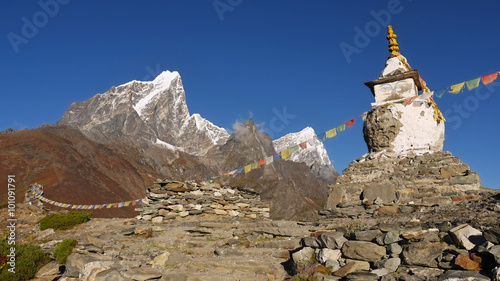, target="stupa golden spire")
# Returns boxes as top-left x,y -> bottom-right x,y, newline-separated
387,25 -> 399,55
